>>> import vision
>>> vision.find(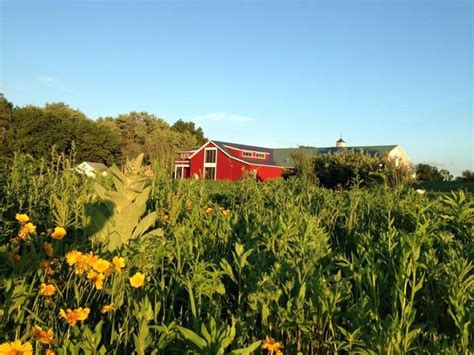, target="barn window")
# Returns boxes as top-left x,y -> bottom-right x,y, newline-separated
204,167 -> 216,180
255,152 -> 265,159
205,149 -> 217,163
203,148 -> 217,180
242,151 -> 252,157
